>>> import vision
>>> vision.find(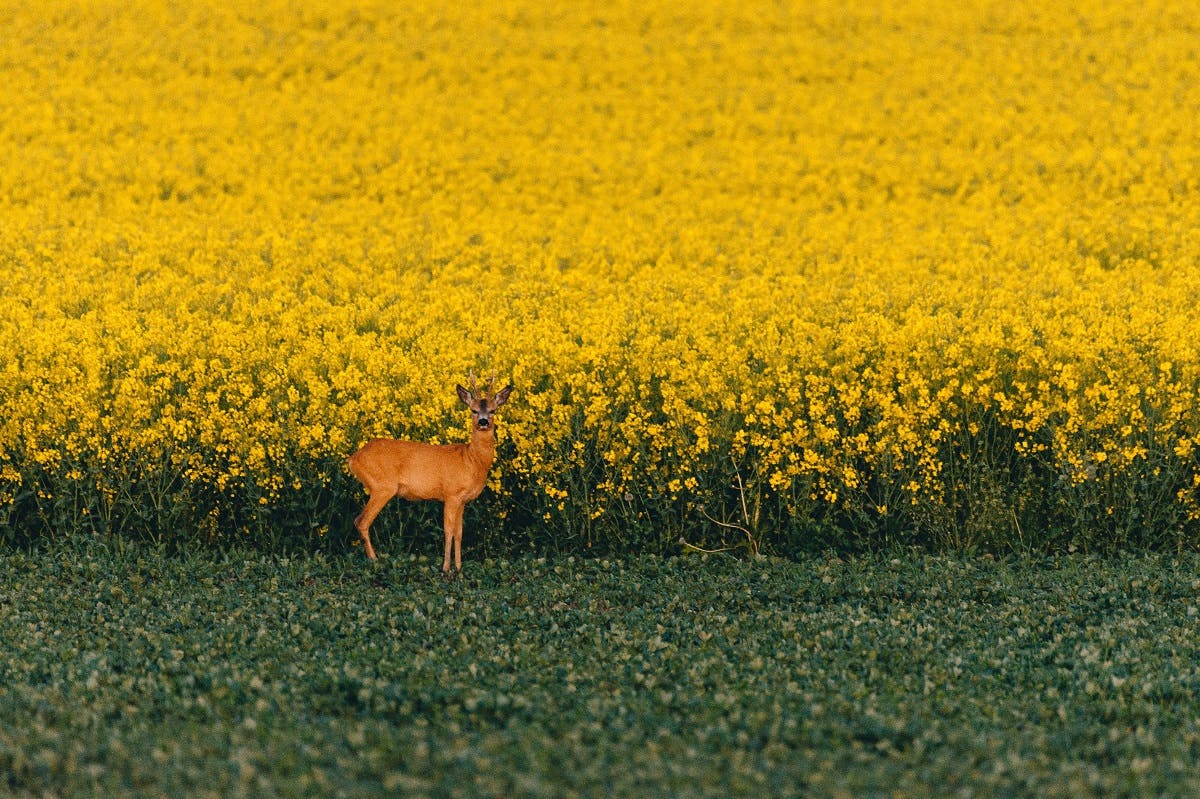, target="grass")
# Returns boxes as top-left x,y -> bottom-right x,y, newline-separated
3,544 -> 1200,797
